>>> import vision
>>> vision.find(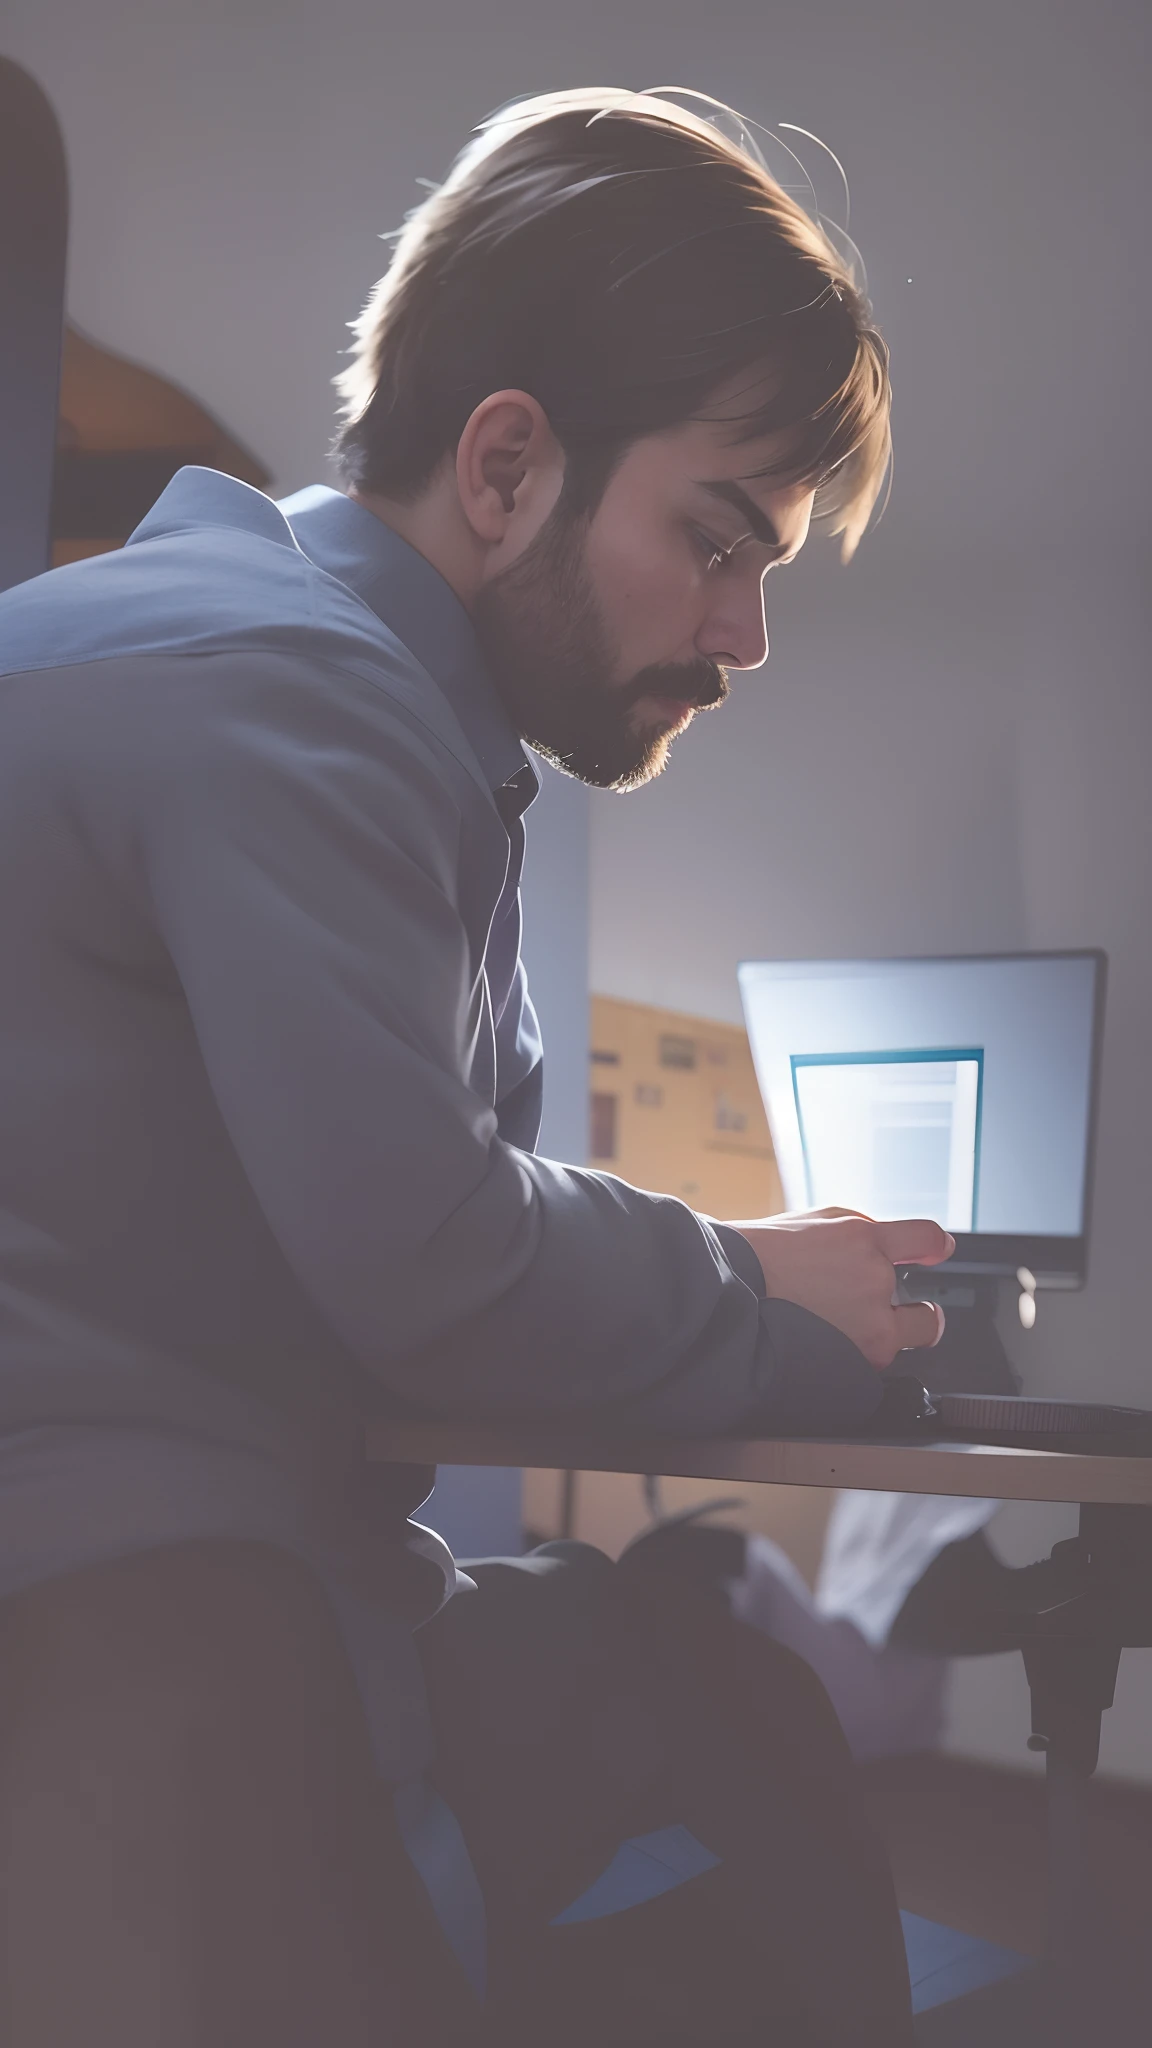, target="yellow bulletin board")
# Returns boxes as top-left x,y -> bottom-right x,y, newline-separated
588,993 -> 784,1220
